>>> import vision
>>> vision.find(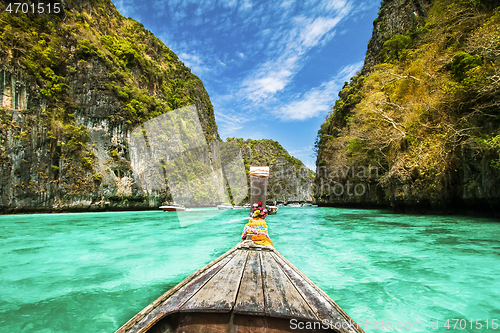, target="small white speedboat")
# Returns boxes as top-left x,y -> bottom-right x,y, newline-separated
217,203 -> 234,210
159,203 -> 186,211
